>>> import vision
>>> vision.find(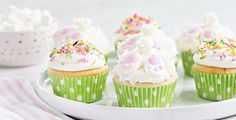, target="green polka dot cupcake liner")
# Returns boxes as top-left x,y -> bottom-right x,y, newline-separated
181,51 -> 194,76
48,71 -> 109,103
105,54 -> 109,63
175,57 -> 179,69
113,80 -> 176,108
192,69 -> 236,101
